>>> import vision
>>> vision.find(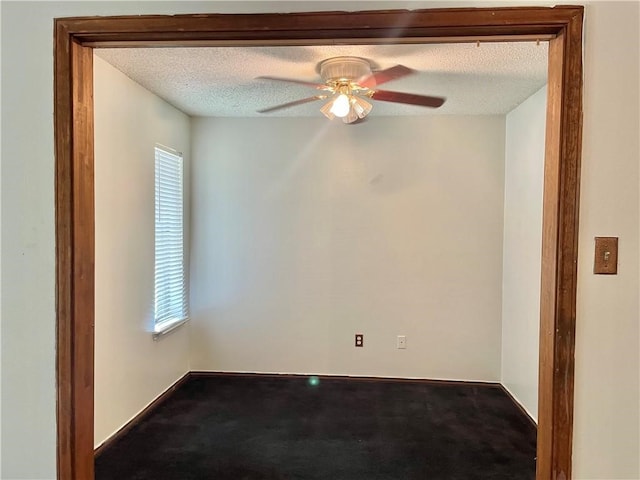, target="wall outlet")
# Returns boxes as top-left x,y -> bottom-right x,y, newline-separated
397,335 -> 407,349
355,333 -> 364,347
